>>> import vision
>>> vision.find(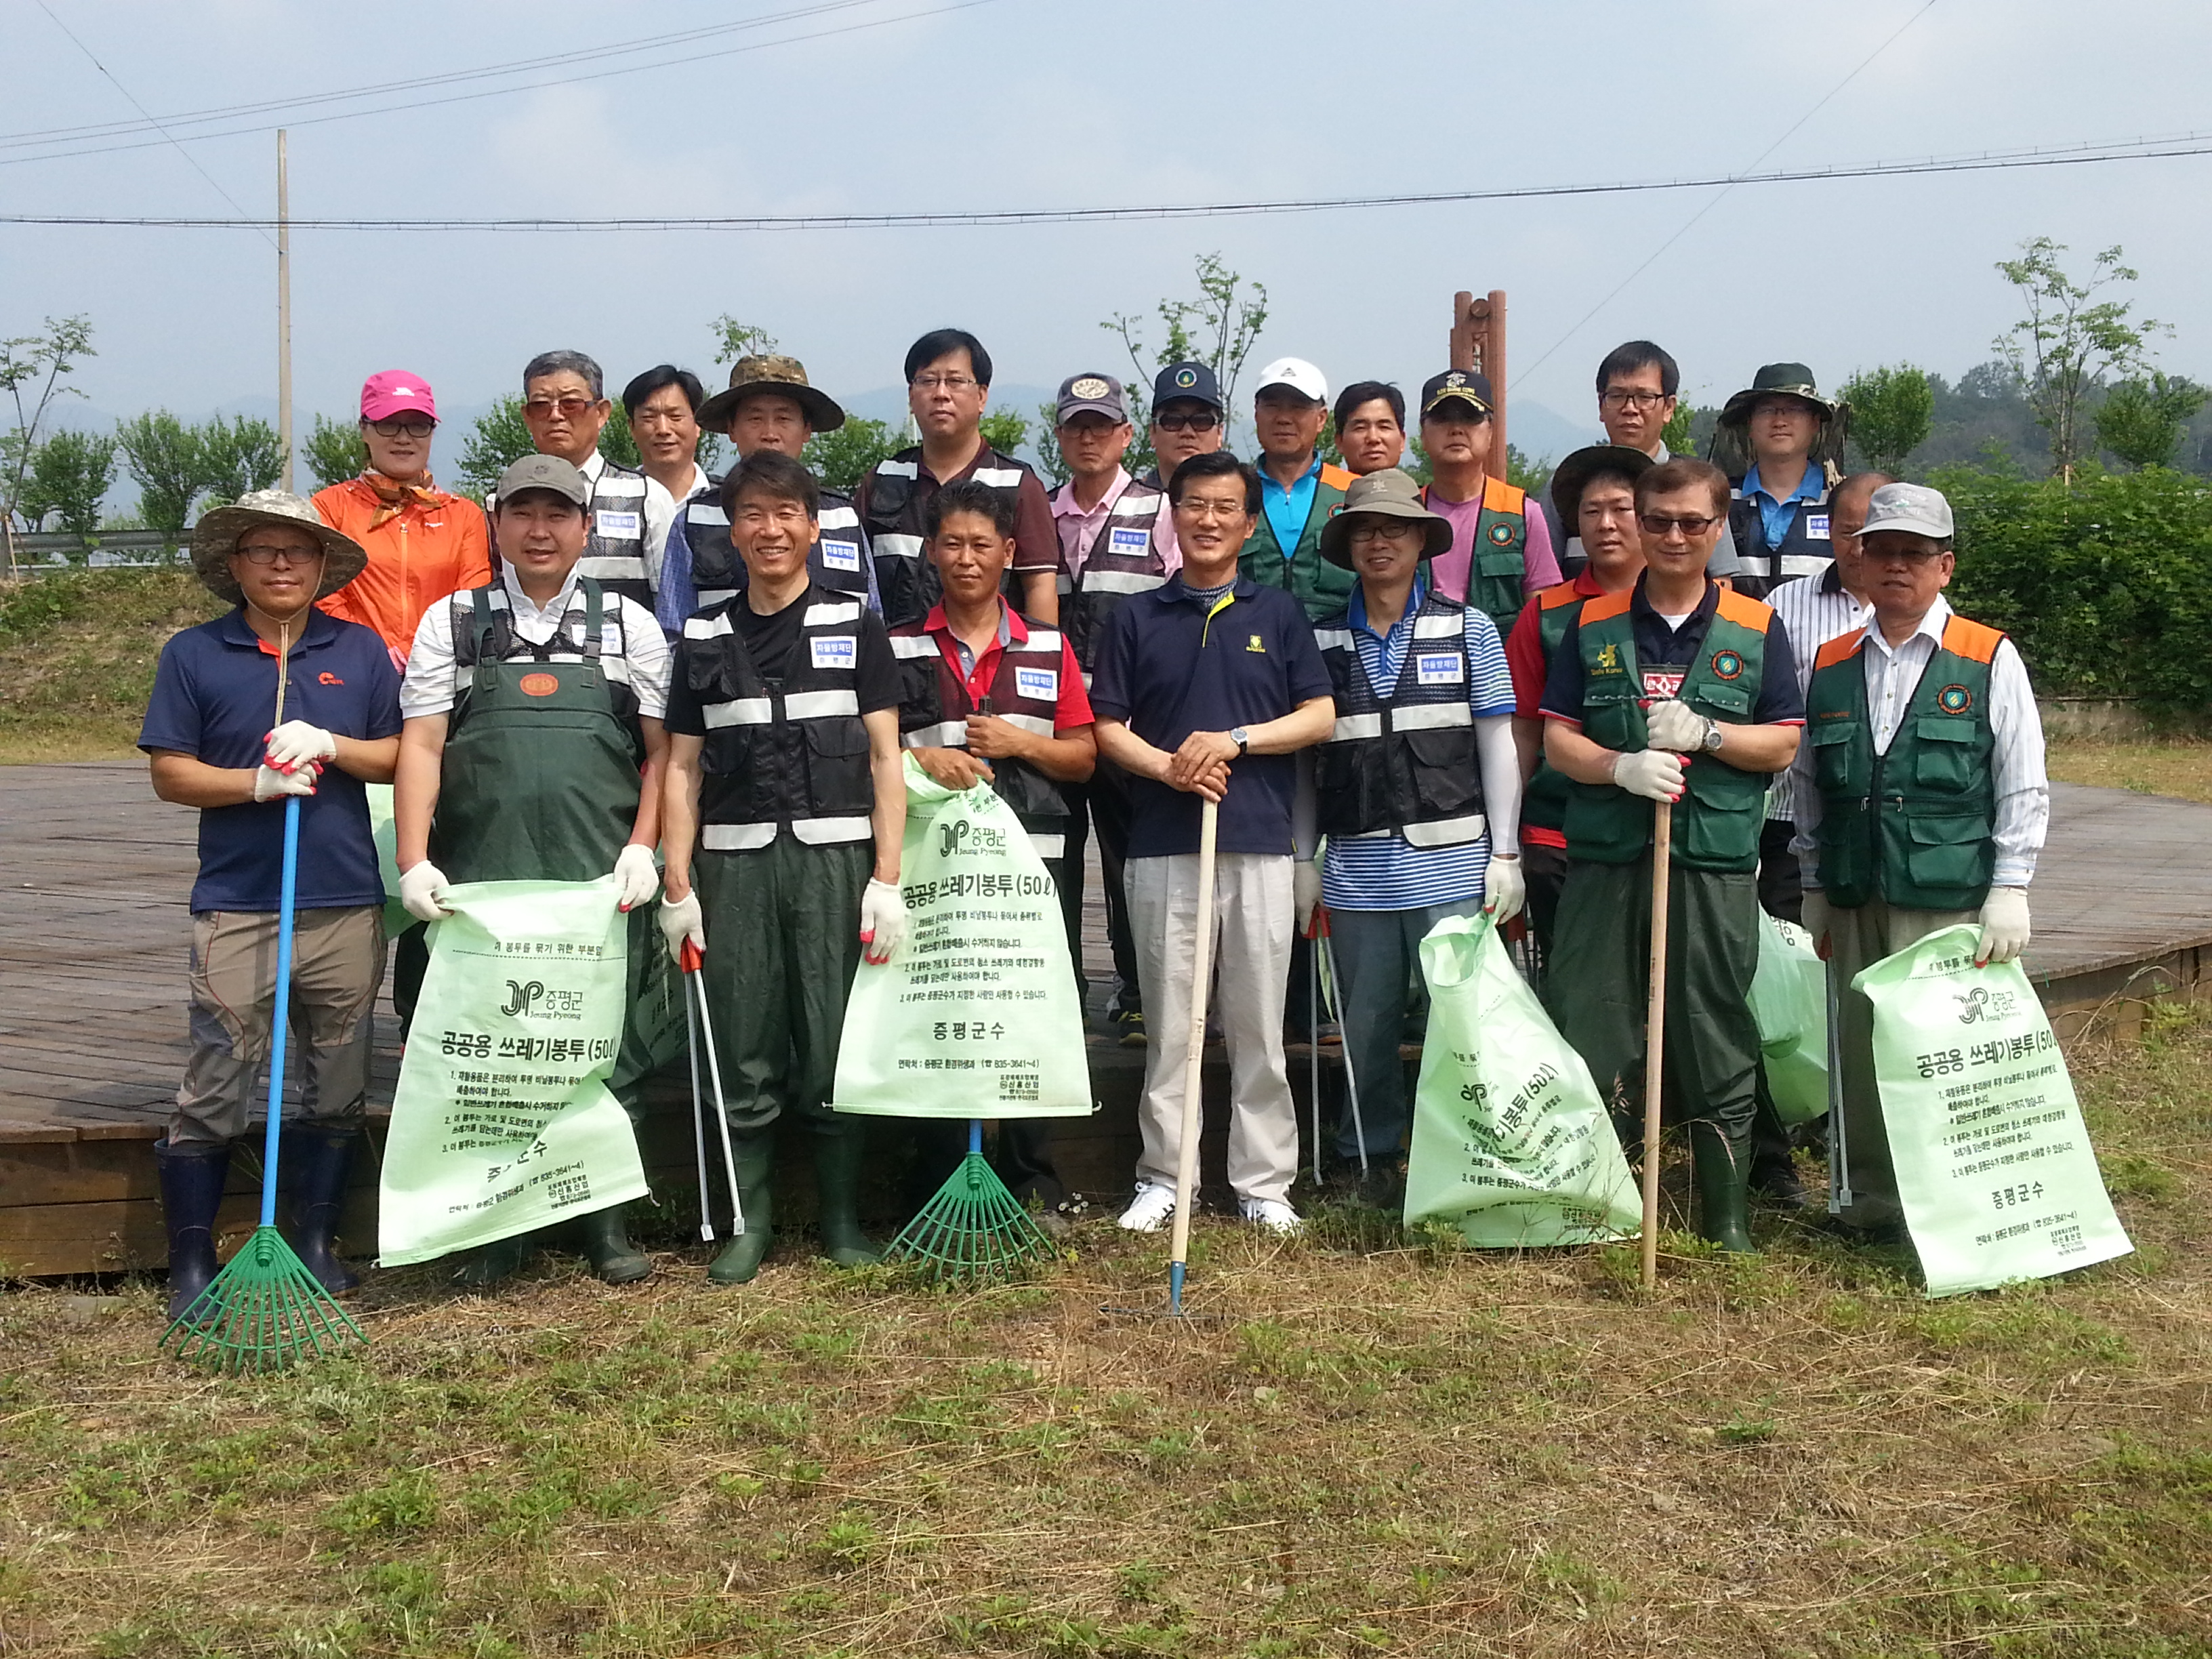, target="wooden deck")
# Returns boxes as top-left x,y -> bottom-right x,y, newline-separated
4,762 -> 2209,1275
